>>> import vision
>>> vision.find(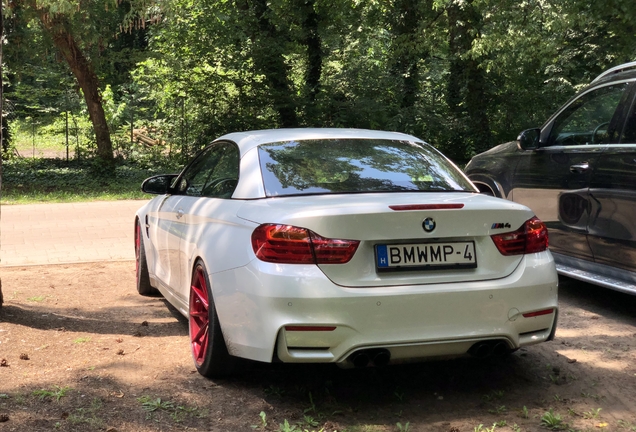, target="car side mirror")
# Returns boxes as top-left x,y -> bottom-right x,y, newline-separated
517,128 -> 541,150
141,174 -> 179,195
